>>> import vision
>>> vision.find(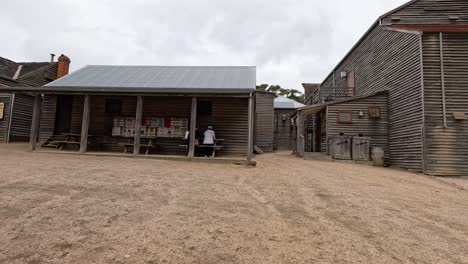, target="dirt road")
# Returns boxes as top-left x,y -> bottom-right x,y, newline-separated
0,144 -> 467,263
